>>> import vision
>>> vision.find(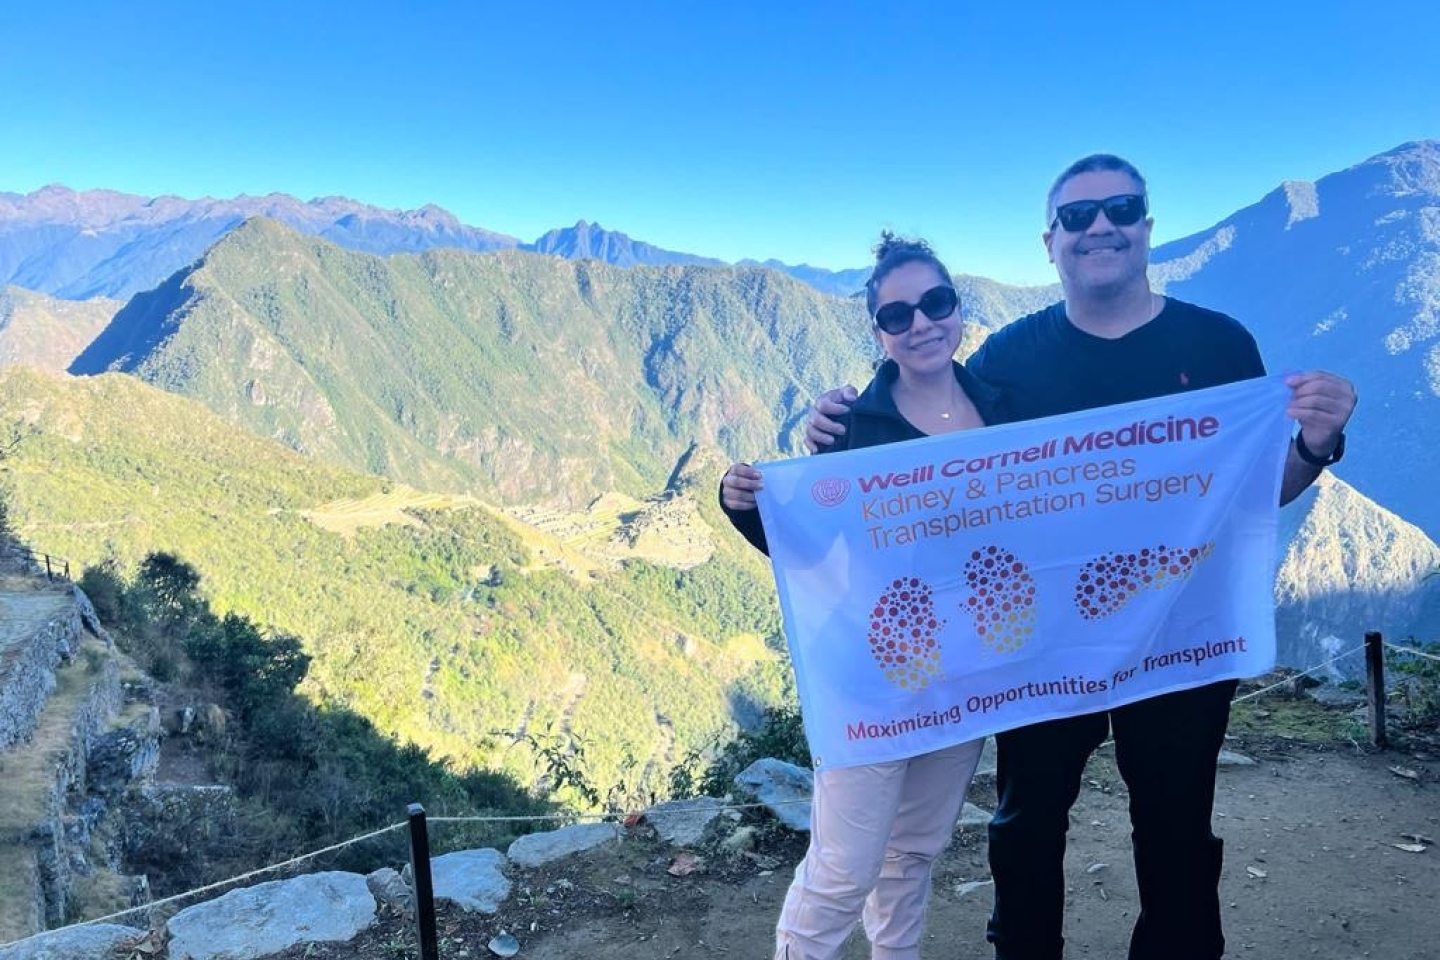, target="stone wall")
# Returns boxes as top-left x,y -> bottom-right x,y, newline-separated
0,599 -> 83,753
32,646 -> 125,927
0,589 -> 148,938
